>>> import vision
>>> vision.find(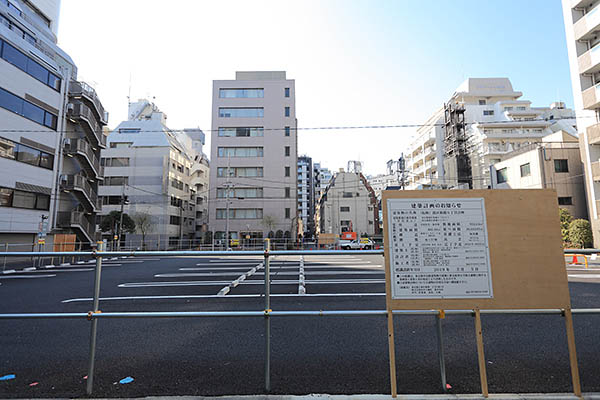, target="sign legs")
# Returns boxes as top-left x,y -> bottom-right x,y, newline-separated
387,310 -> 397,398
564,308 -> 582,398
474,309 -> 489,398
